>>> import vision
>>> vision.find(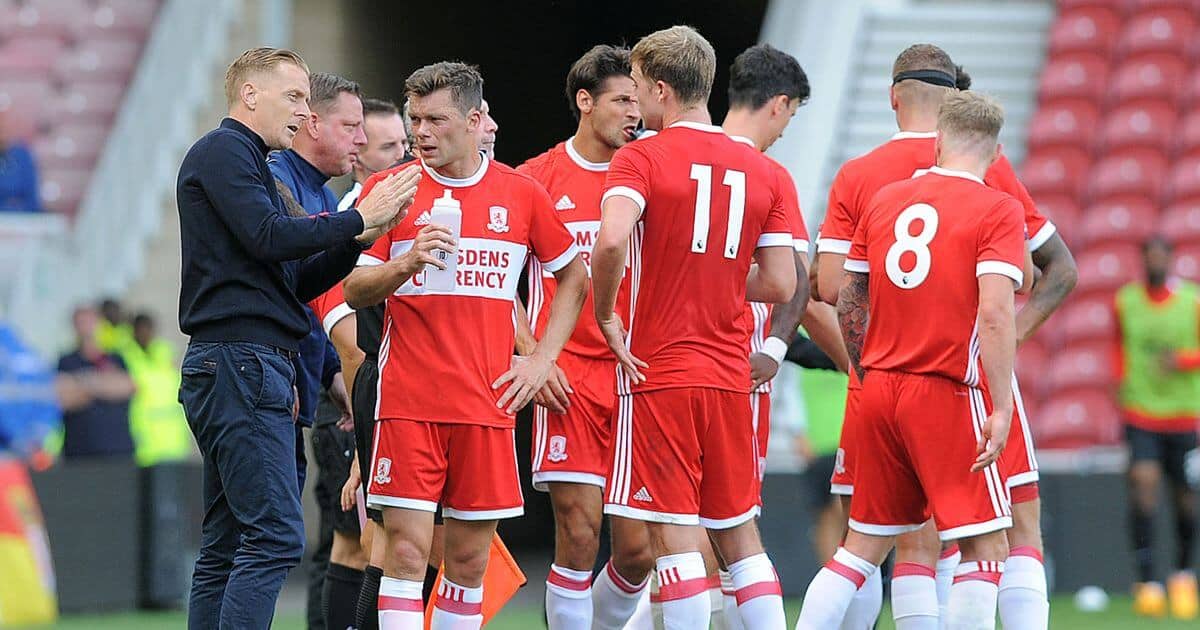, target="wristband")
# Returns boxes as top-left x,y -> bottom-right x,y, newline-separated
761,336 -> 788,365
